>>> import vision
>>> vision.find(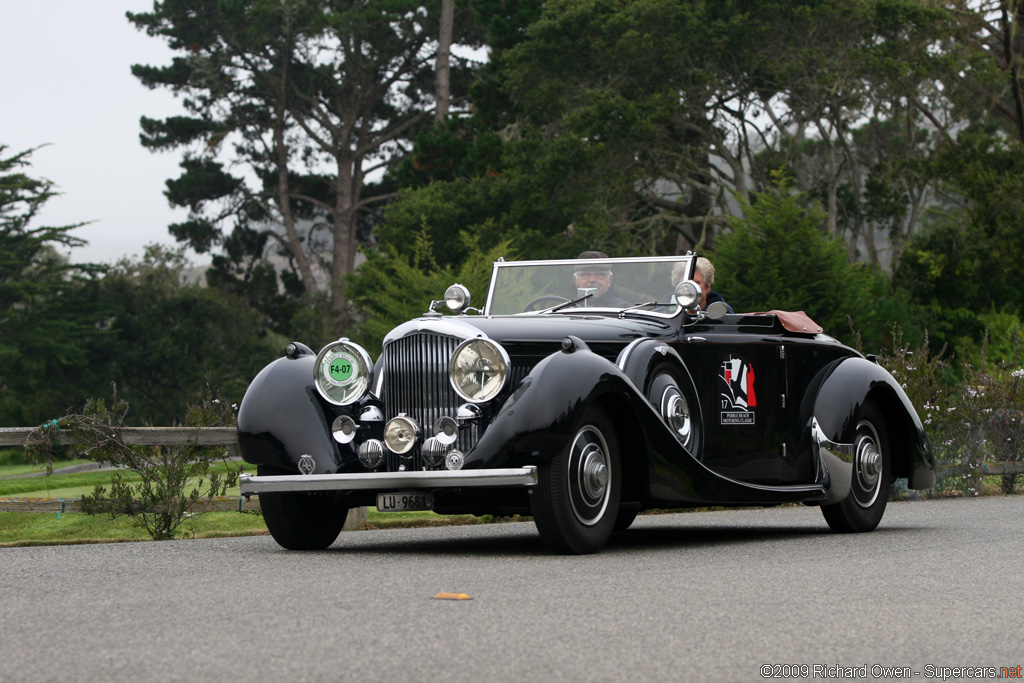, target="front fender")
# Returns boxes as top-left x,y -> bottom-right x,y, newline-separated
237,350 -> 351,475
805,356 -> 935,491
463,336 -> 668,470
